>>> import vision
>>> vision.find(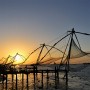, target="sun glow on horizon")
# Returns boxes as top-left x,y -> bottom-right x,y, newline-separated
14,54 -> 25,64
